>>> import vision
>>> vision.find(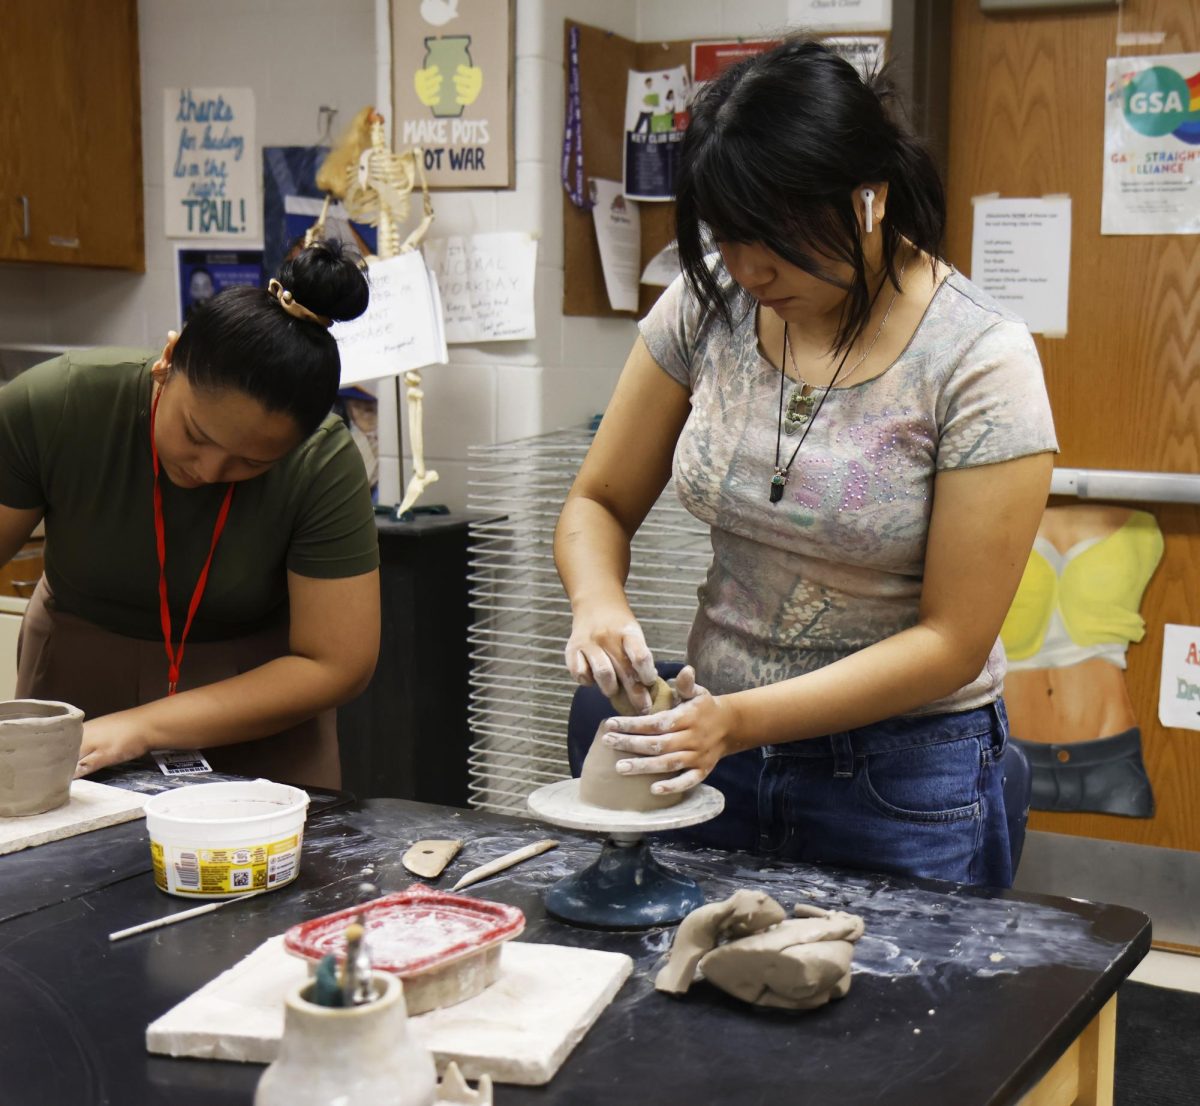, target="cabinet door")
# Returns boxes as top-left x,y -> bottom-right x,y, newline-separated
0,613 -> 22,700
0,0 -> 144,270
